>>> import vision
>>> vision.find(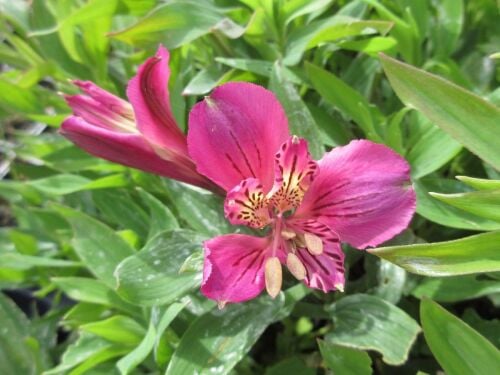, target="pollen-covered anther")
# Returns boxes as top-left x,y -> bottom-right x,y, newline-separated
303,232 -> 323,255
286,253 -> 306,280
264,257 -> 282,299
281,229 -> 296,240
